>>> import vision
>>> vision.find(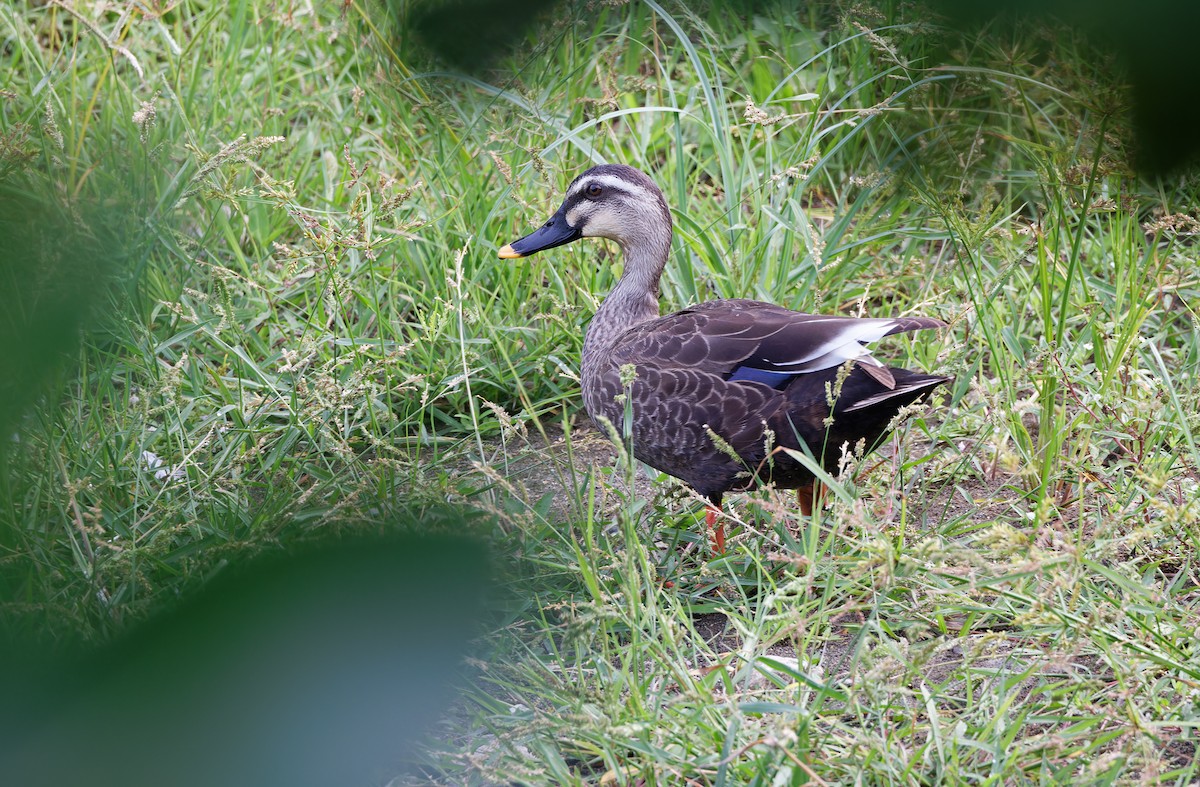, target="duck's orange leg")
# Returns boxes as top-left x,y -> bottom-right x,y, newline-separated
797,481 -> 824,517
705,505 -> 725,553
